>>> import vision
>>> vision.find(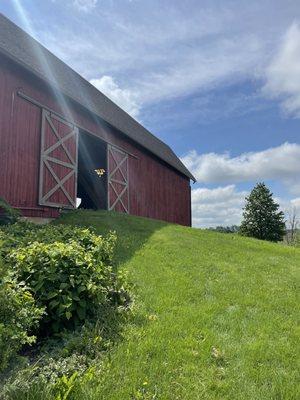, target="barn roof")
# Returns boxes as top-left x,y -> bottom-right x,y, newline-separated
0,13 -> 195,182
